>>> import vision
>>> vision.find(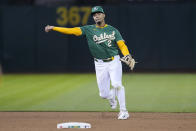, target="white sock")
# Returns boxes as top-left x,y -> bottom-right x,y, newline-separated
116,86 -> 127,111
